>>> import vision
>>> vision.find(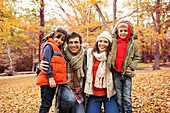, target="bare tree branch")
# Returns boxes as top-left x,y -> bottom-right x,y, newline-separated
113,0 -> 117,22
56,1 -> 72,23
118,9 -> 138,20
67,0 -> 81,25
0,19 -> 4,22
94,3 -> 109,29
58,14 -> 72,26
89,26 -> 101,32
